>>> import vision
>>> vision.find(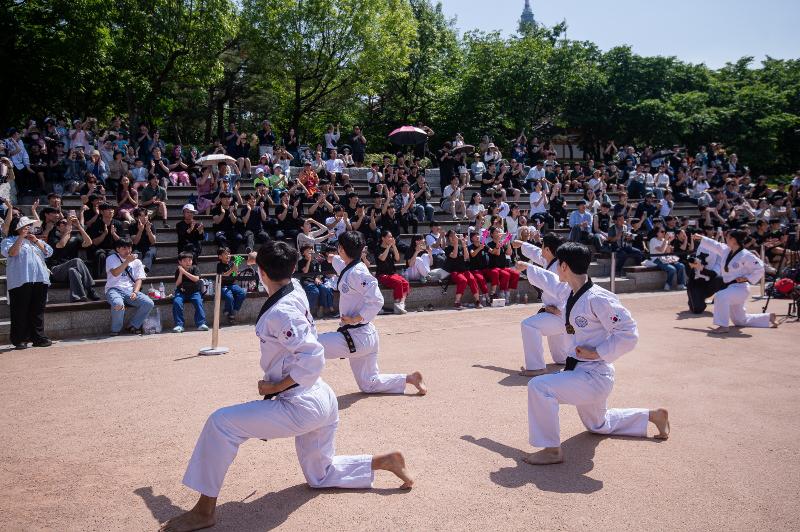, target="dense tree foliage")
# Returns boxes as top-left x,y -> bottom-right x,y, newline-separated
1,0 -> 798,173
